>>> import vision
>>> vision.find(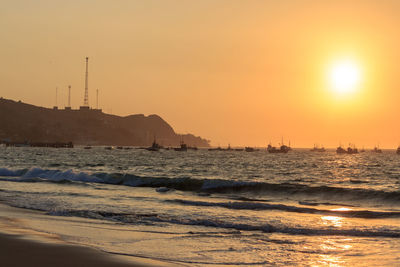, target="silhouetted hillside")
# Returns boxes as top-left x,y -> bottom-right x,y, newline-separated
0,98 -> 210,147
